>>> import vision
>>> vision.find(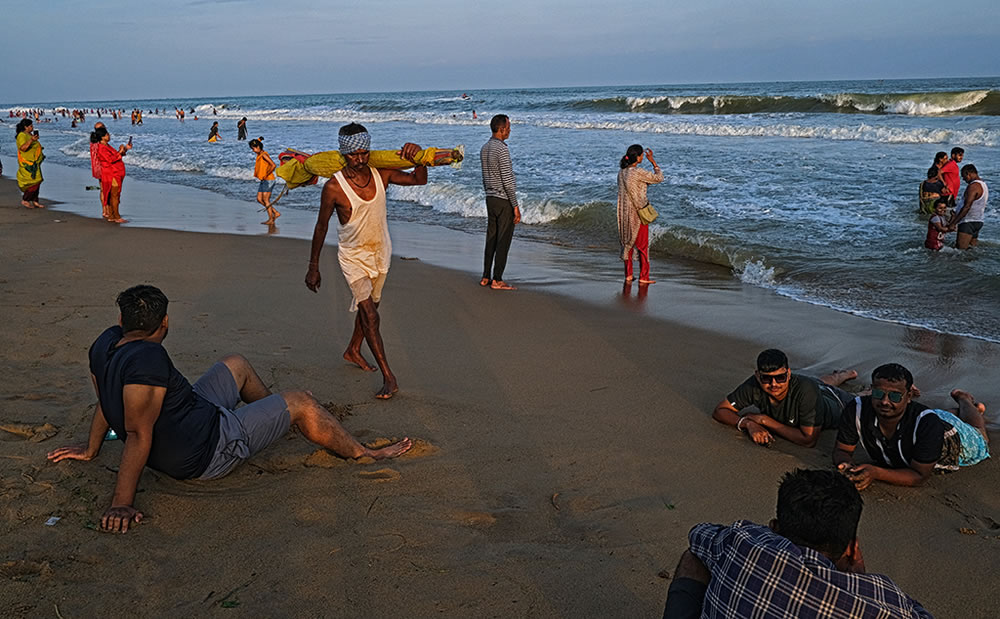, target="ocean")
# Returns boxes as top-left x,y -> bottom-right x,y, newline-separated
5,77 -> 999,341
